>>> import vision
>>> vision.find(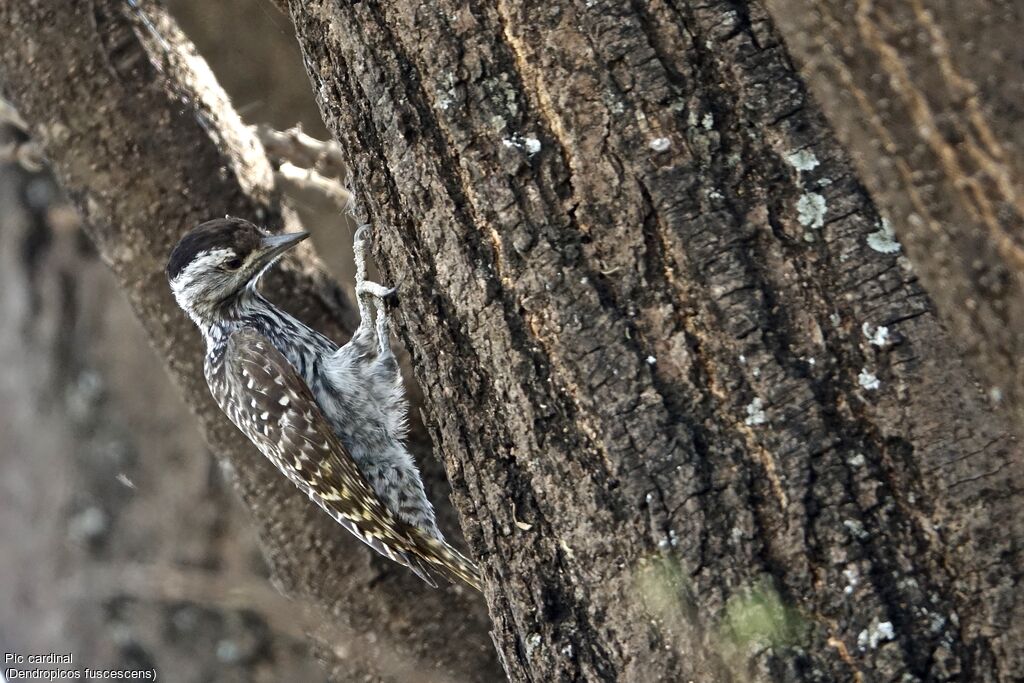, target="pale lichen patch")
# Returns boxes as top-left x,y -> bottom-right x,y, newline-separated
649,137 -> 672,152
435,72 -> 458,111
843,519 -> 868,539
857,620 -> 895,649
744,397 -> 767,426
858,369 -> 881,391
525,632 -> 542,656
867,218 -> 902,254
861,322 -> 891,347
502,133 -> 541,156
797,192 -> 827,229
843,567 -> 860,596
785,149 -> 820,172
